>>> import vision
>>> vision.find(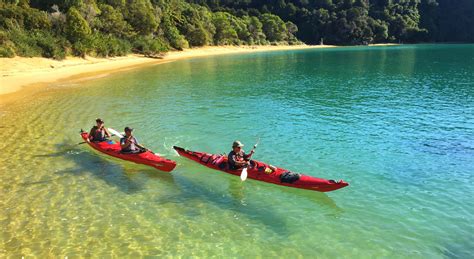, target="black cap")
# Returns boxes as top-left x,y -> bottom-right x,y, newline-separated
124,126 -> 133,132
96,118 -> 104,123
